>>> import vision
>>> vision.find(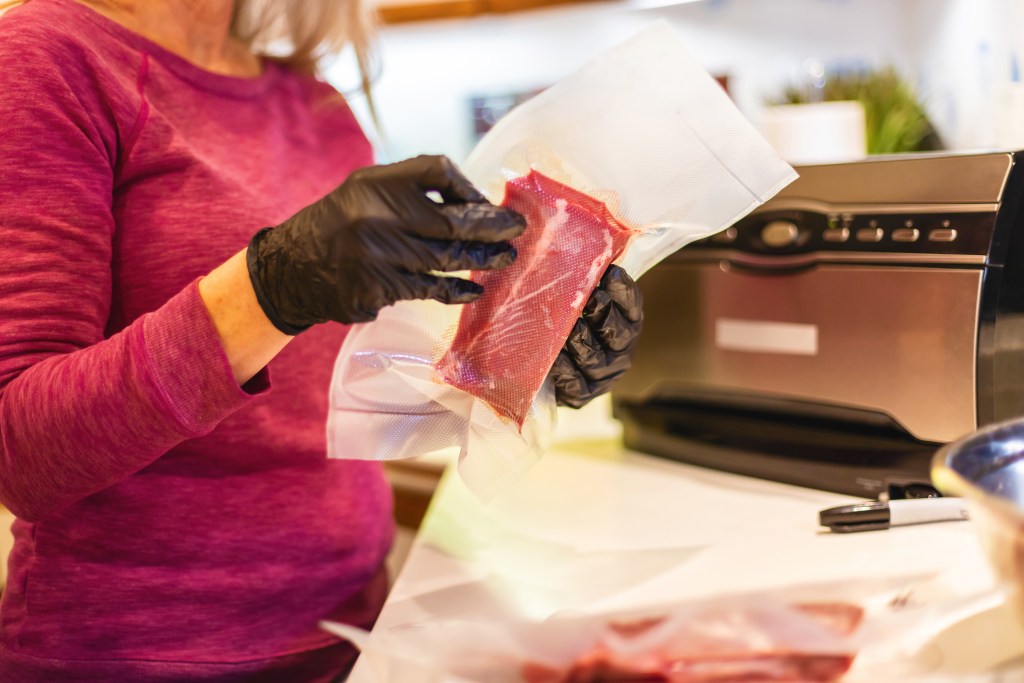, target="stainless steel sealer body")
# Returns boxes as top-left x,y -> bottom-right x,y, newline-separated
612,152 -> 1024,497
